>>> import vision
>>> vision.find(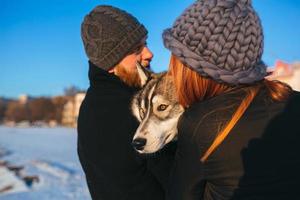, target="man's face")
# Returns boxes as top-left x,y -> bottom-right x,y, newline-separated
111,39 -> 153,87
